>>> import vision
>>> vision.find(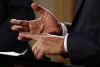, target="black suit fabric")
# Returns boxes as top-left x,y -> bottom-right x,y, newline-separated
0,0 -> 35,54
67,0 -> 100,66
